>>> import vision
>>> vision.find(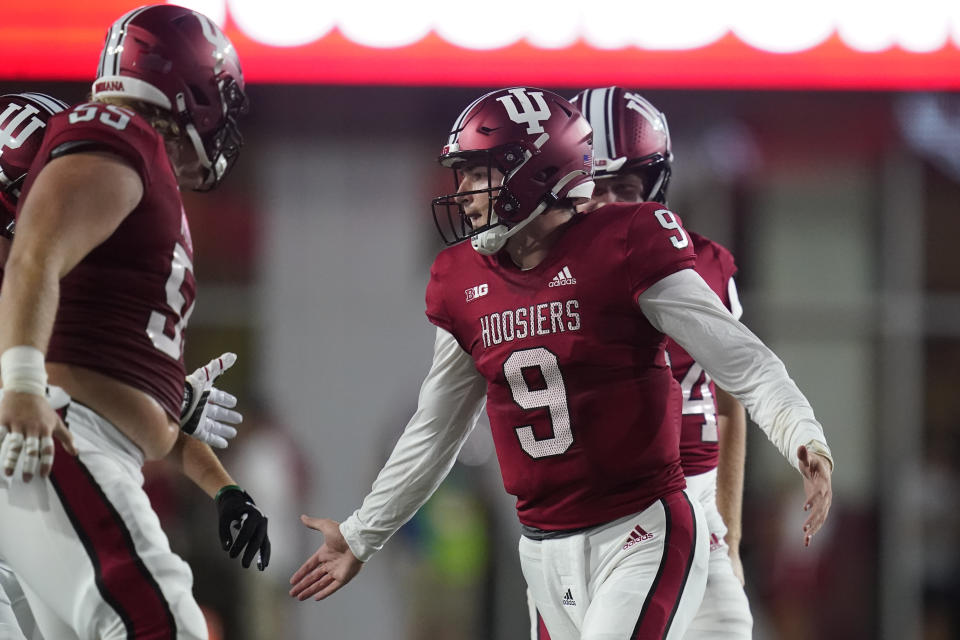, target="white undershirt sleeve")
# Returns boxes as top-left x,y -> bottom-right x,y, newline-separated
638,269 -> 833,472
339,327 -> 487,562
